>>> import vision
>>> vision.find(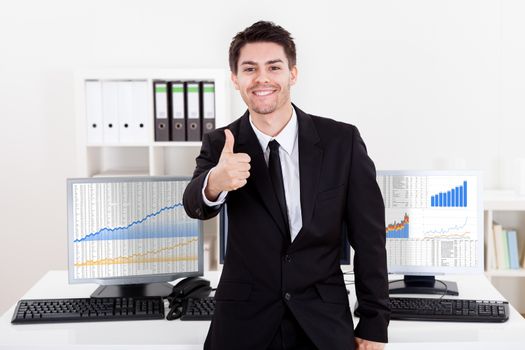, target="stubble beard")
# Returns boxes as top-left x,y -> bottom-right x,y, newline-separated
246,84 -> 290,116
